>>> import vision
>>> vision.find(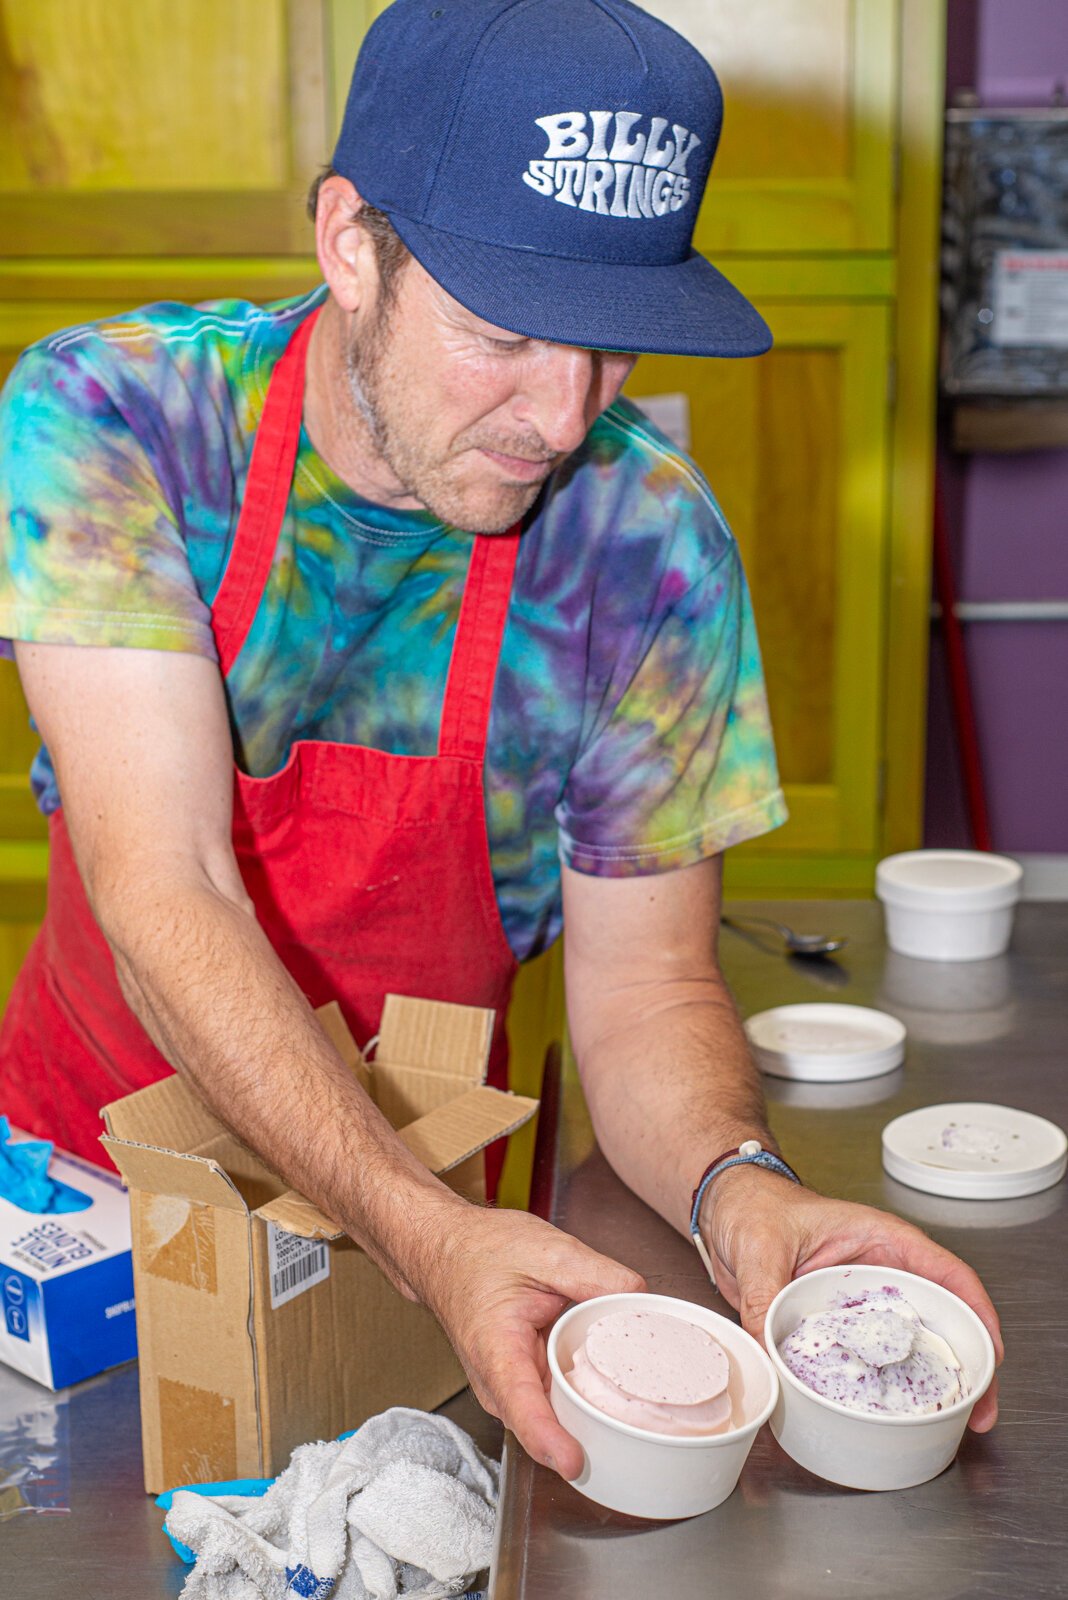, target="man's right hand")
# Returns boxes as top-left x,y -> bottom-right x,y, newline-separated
416,1202 -> 644,1479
